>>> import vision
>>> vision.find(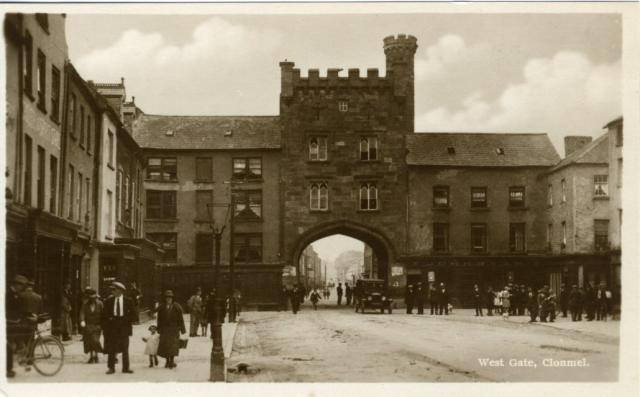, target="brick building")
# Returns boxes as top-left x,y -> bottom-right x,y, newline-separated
131,114 -> 282,304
